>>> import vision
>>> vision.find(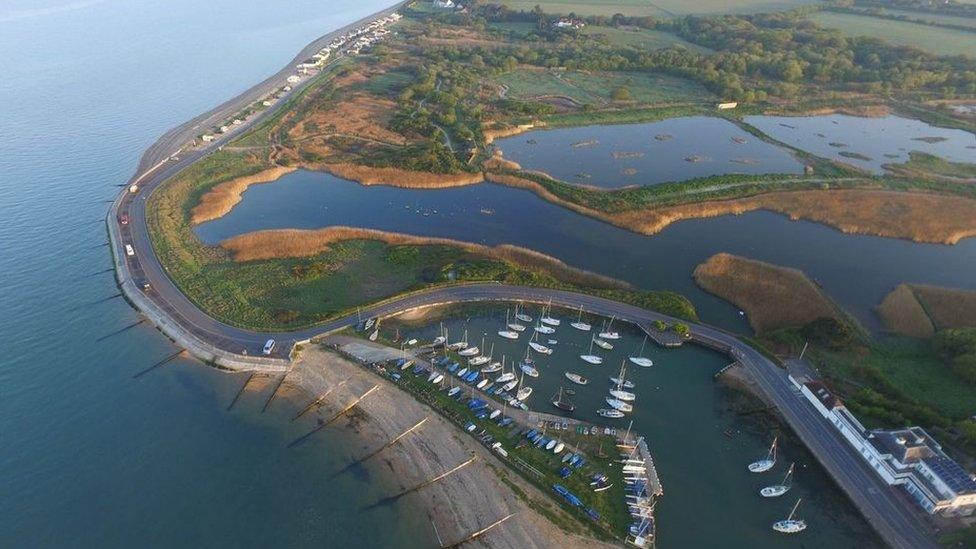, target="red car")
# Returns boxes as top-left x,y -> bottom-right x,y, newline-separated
120,213 -> 129,225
